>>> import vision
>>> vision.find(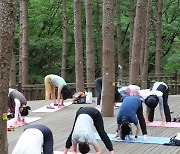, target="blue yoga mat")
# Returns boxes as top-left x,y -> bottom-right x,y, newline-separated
95,133 -> 170,145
